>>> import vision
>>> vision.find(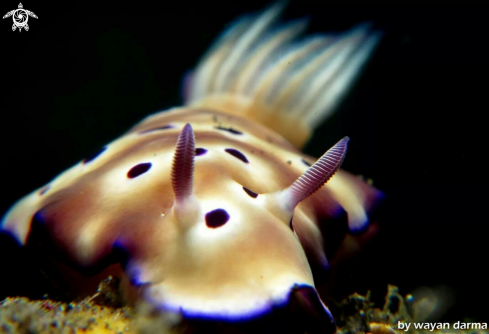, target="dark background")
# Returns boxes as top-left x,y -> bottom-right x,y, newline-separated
1,1 -> 487,323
